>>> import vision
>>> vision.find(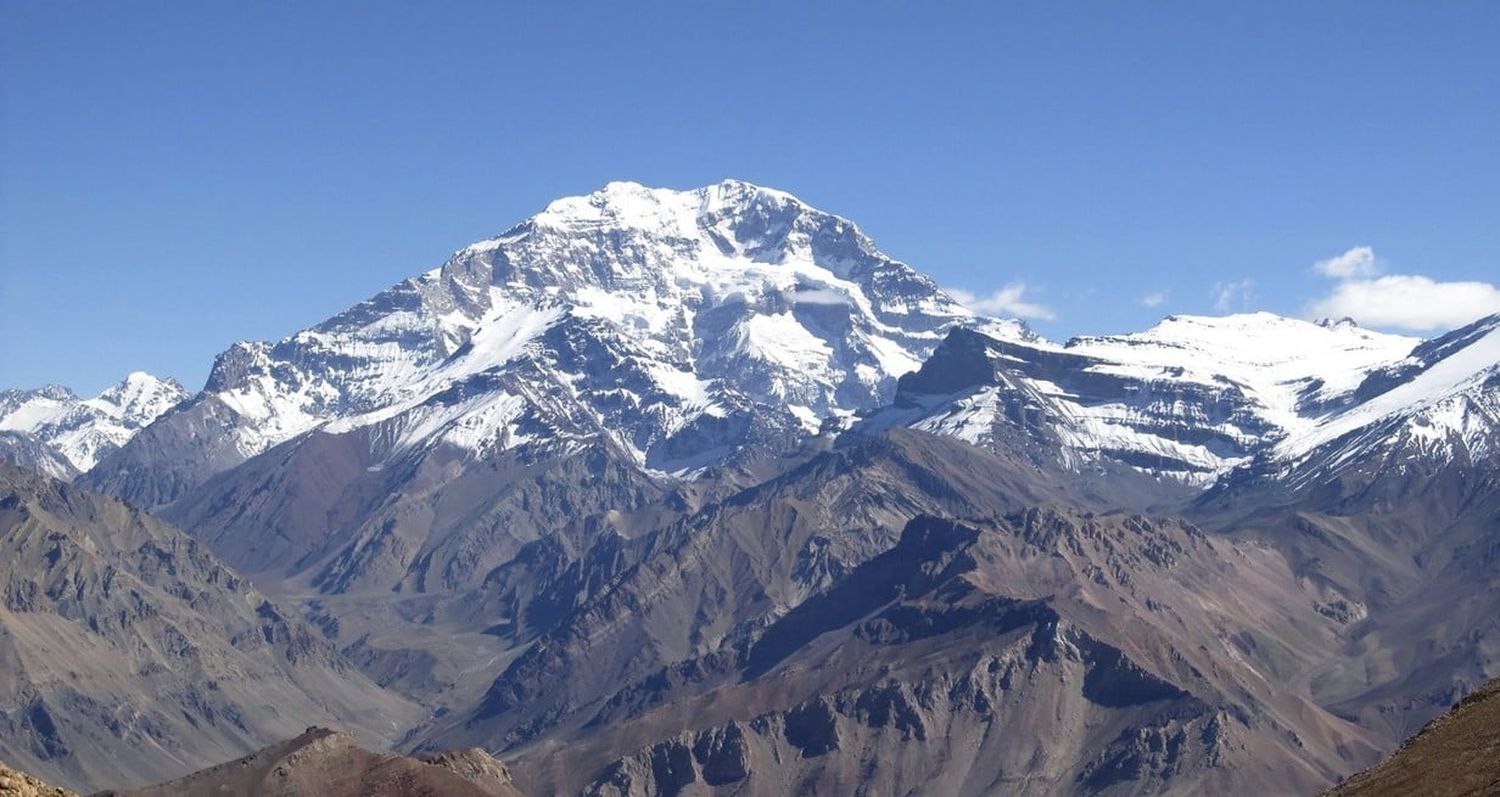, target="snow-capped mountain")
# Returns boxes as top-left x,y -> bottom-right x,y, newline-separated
866,313 -> 1425,484
47,175 -> 1500,507
1231,313 -> 1500,491
870,310 -> 1500,489
0,372 -> 188,478
85,180 -> 1012,510
11,178 -> 1500,797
